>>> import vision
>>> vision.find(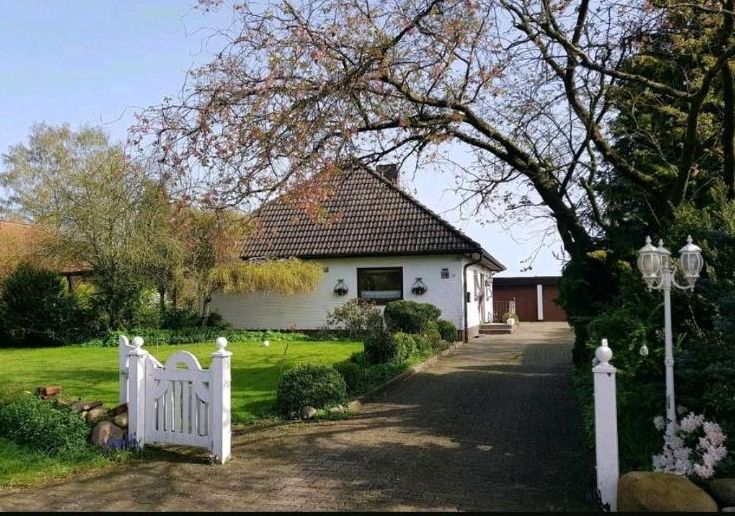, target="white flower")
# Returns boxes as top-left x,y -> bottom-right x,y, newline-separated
263,340 -> 270,347
693,463 -> 715,479
680,413 -> 704,433
653,416 -> 666,431
703,422 -> 726,447
652,412 -> 729,480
